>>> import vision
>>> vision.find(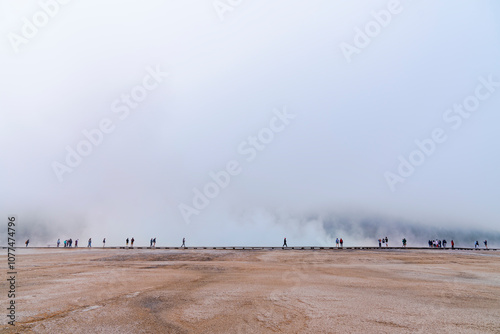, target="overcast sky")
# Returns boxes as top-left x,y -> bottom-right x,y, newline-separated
1,0 -> 499,246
